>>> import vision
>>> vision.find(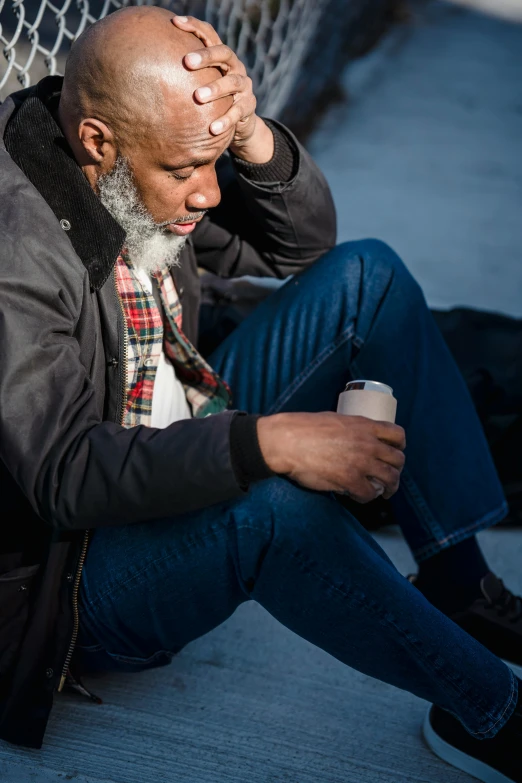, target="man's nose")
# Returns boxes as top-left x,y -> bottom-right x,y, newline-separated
186,171 -> 222,212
